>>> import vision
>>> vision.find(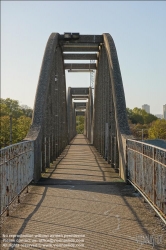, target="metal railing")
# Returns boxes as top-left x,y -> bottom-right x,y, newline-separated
127,139 -> 166,222
0,141 -> 34,215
